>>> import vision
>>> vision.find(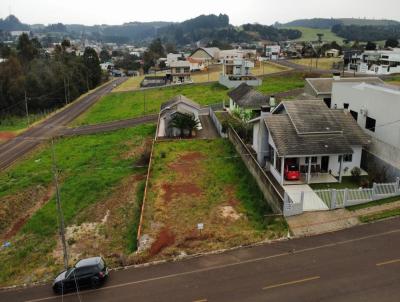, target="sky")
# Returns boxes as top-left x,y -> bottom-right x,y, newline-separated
1,0 -> 399,26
